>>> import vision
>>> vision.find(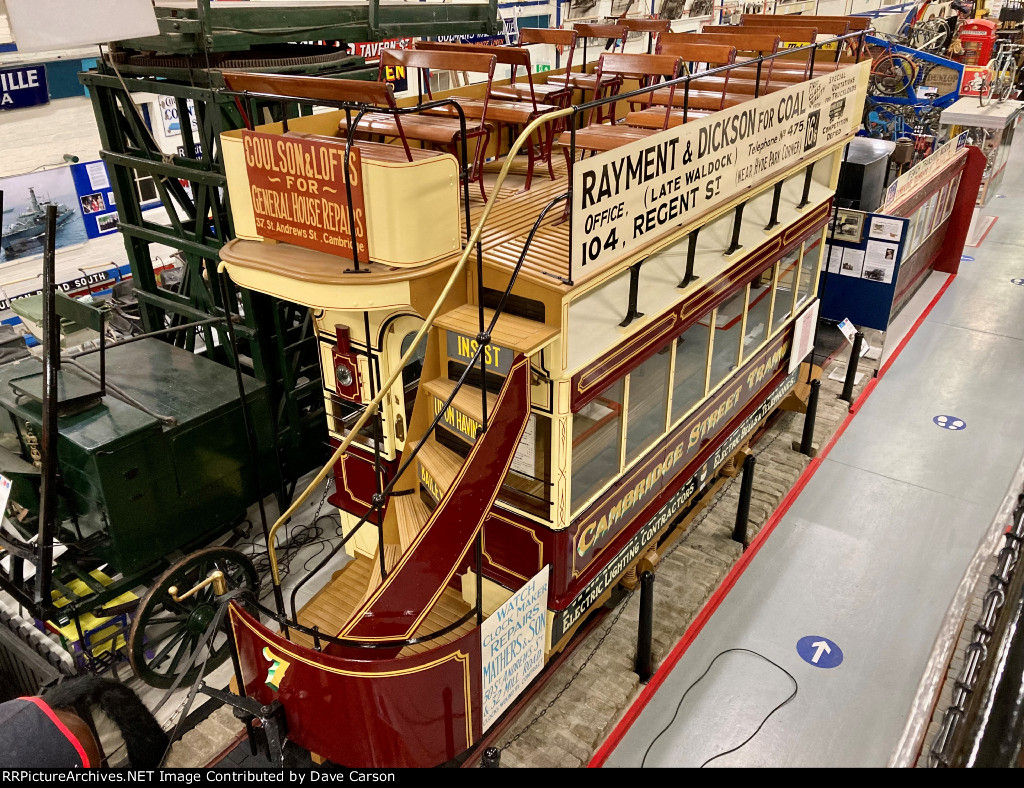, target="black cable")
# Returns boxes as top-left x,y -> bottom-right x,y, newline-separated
640,647 -> 798,768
